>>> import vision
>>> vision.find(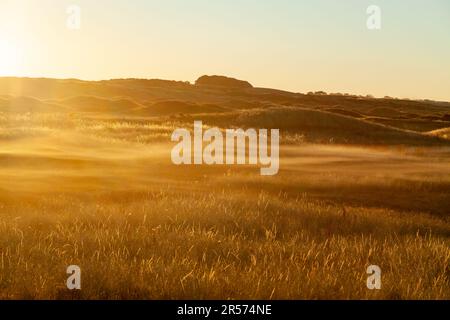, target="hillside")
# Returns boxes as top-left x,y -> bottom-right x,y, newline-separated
1,76 -> 450,146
